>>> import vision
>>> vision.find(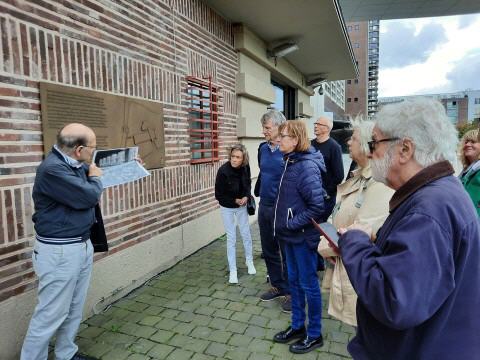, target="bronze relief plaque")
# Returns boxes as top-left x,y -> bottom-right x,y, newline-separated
39,82 -> 165,169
